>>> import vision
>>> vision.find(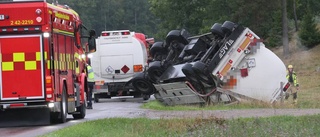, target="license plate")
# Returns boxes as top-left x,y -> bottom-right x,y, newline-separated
0,15 -> 4,20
